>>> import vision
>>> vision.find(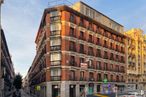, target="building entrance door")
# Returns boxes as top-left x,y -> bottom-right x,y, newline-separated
52,85 -> 60,97
69,85 -> 76,97
97,85 -> 100,93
